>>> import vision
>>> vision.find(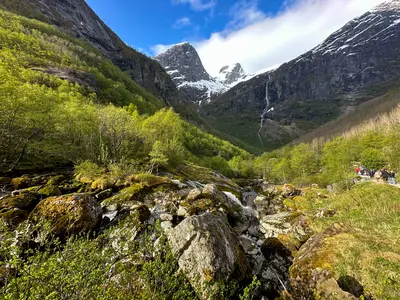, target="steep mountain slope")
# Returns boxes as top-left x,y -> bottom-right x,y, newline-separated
154,43 -> 252,104
201,0 -> 400,152
0,0 -> 184,106
216,63 -> 252,87
154,42 -> 226,104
